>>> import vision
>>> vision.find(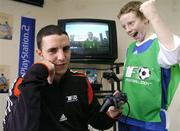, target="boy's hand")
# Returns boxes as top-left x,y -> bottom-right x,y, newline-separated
140,0 -> 158,20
